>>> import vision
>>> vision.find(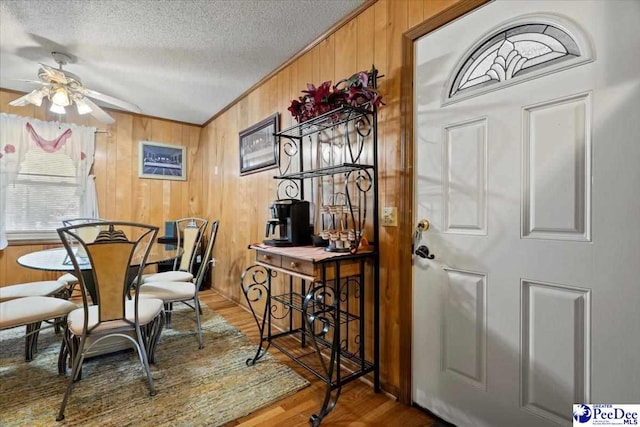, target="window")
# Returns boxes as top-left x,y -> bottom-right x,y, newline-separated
0,113 -> 96,247
6,150 -> 82,239
445,16 -> 592,104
